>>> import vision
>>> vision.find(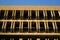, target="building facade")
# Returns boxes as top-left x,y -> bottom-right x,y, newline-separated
0,6 -> 60,40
